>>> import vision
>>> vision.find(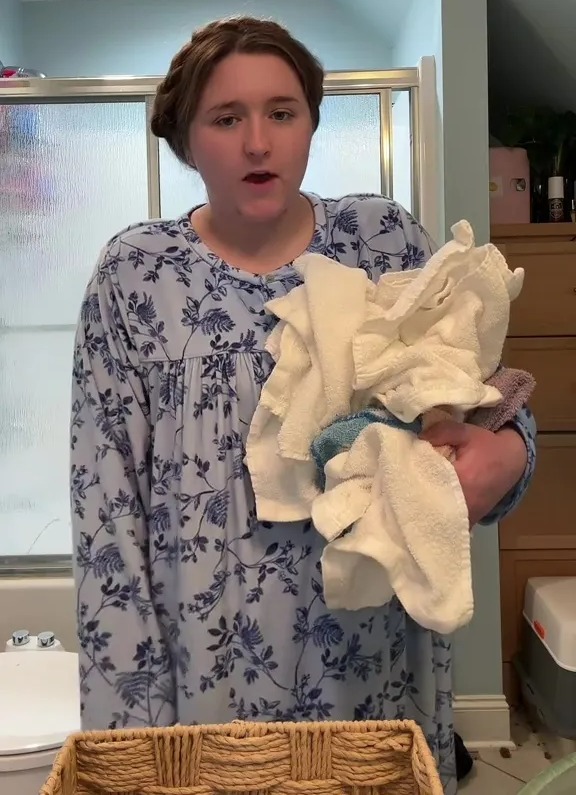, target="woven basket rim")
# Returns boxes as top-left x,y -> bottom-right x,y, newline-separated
64,717 -> 428,742
42,718 -> 444,795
